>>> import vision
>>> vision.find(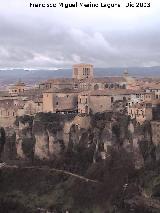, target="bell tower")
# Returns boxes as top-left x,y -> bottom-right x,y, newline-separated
72,64 -> 94,80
